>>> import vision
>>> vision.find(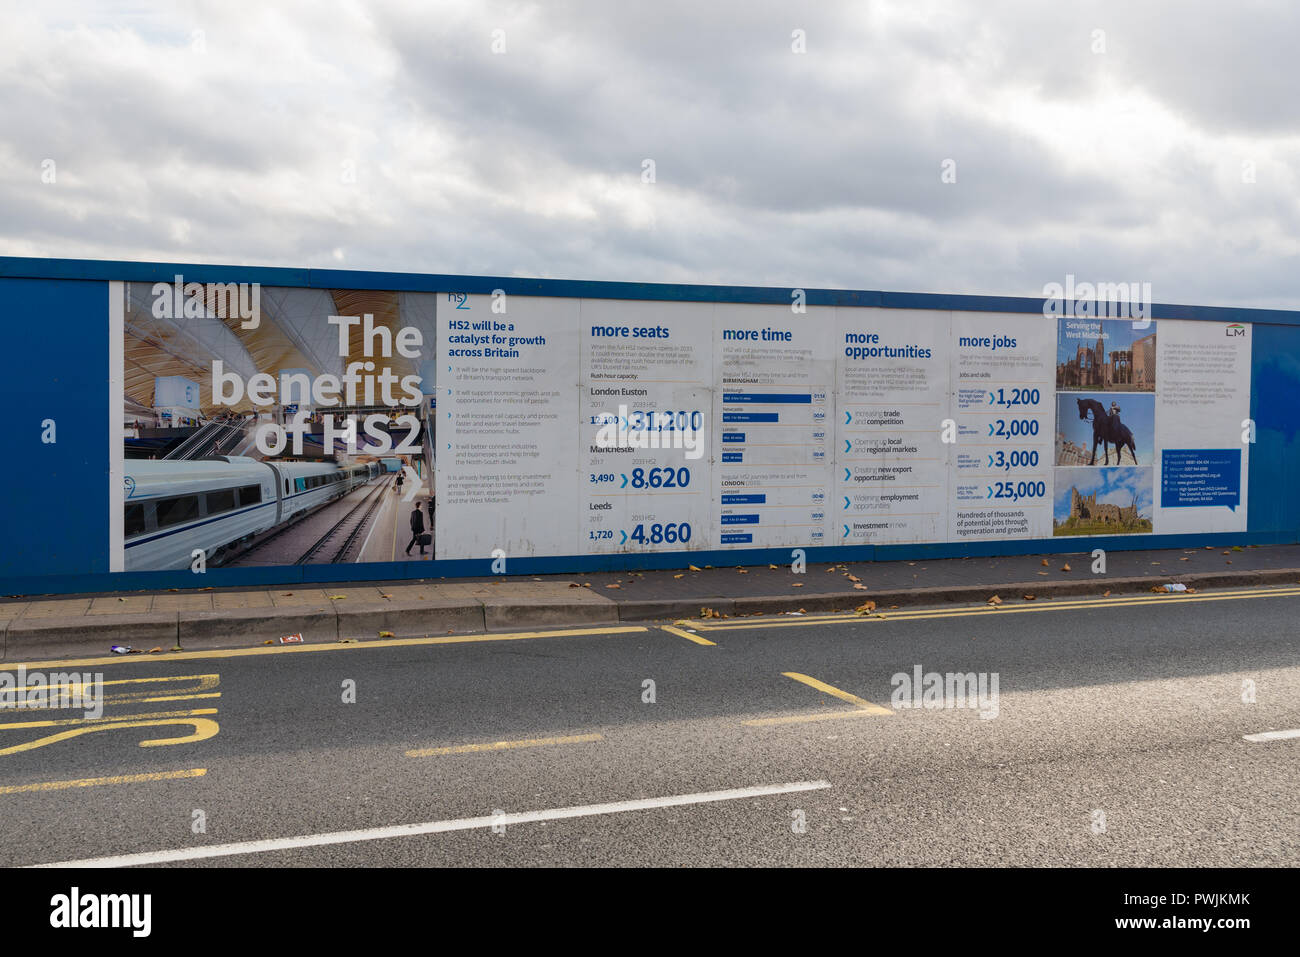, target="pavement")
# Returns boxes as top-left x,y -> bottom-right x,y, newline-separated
1,542 -> 1299,662
0,581 -> 1296,866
